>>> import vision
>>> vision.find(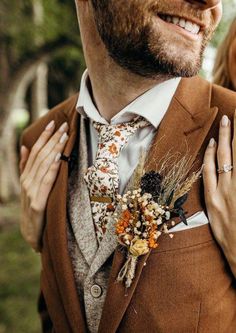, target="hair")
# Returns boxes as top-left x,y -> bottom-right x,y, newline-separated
213,17 -> 236,90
